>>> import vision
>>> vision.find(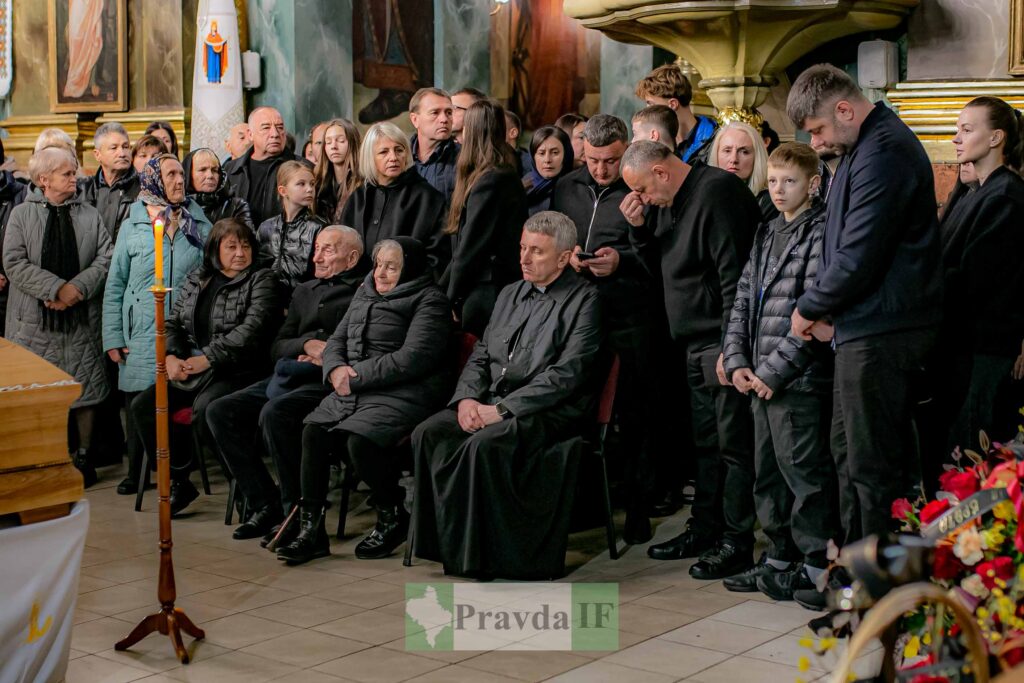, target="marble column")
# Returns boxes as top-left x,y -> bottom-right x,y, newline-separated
434,0 -> 491,93
247,0 -> 352,141
599,36 -> 651,126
